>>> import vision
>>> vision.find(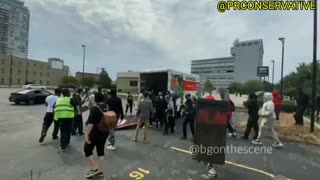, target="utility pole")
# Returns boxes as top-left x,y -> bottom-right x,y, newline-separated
271,60 -> 275,85
278,38 -> 285,99
311,0 -> 317,133
82,45 -> 86,88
